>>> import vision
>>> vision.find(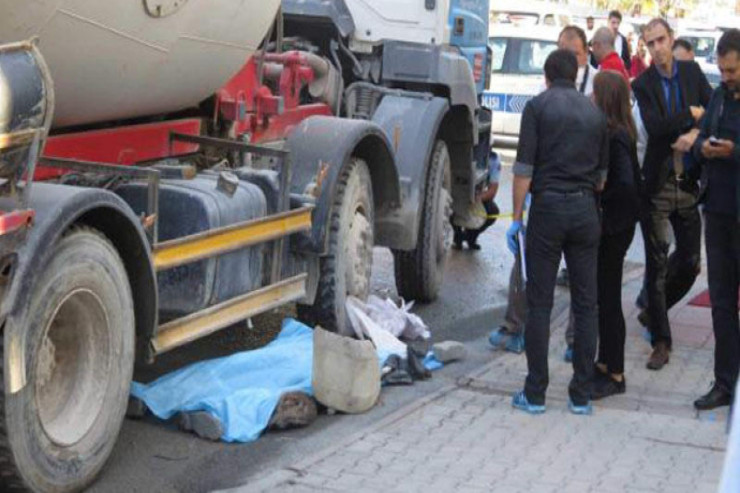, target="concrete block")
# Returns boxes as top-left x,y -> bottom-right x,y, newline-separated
433,341 -> 467,363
